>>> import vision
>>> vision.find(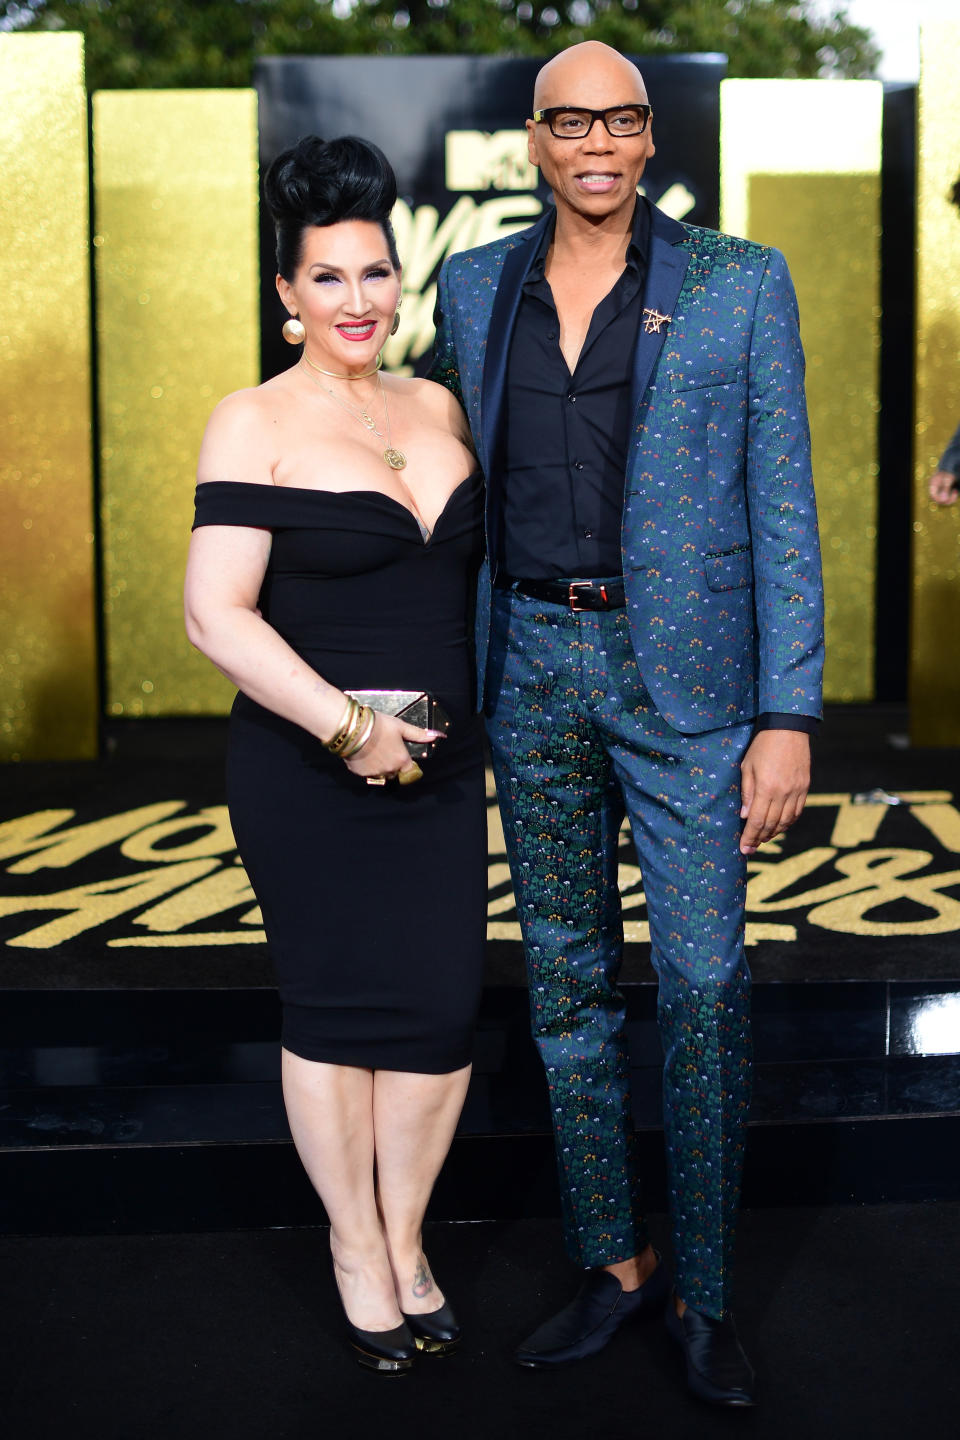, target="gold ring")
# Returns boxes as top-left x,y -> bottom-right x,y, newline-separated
397,762 -> 424,786
365,775 -> 387,786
